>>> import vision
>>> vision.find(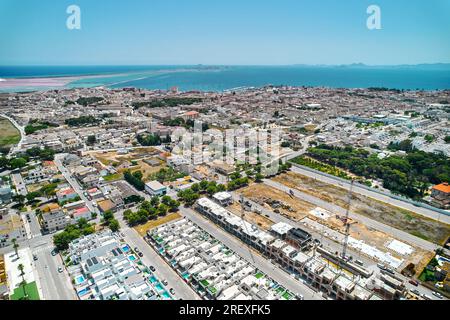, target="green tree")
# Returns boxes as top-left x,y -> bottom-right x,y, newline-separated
157,204 -> 168,217
12,238 -> 19,257
109,219 -> 120,232
10,158 -> 27,169
255,173 -> 264,183
87,135 -> 96,146
150,196 -> 160,207
102,210 -> 114,222
199,180 -> 209,191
